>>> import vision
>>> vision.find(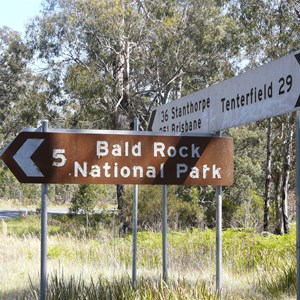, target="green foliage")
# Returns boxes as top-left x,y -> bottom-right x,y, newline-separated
258,262 -> 296,298
0,27 -> 55,145
231,190 -> 264,229
27,274 -> 217,300
233,0 -> 300,62
48,244 -> 73,260
222,226 -> 296,272
25,0 -> 245,129
70,184 -> 103,214
5,216 -> 41,236
47,184 -> 78,205
5,215 -> 61,237
0,167 -> 20,199
0,166 -> 49,206
2,216 -> 297,299
0,0 -> 298,234
5,212 -> 120,240
122,185 -> 205,230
